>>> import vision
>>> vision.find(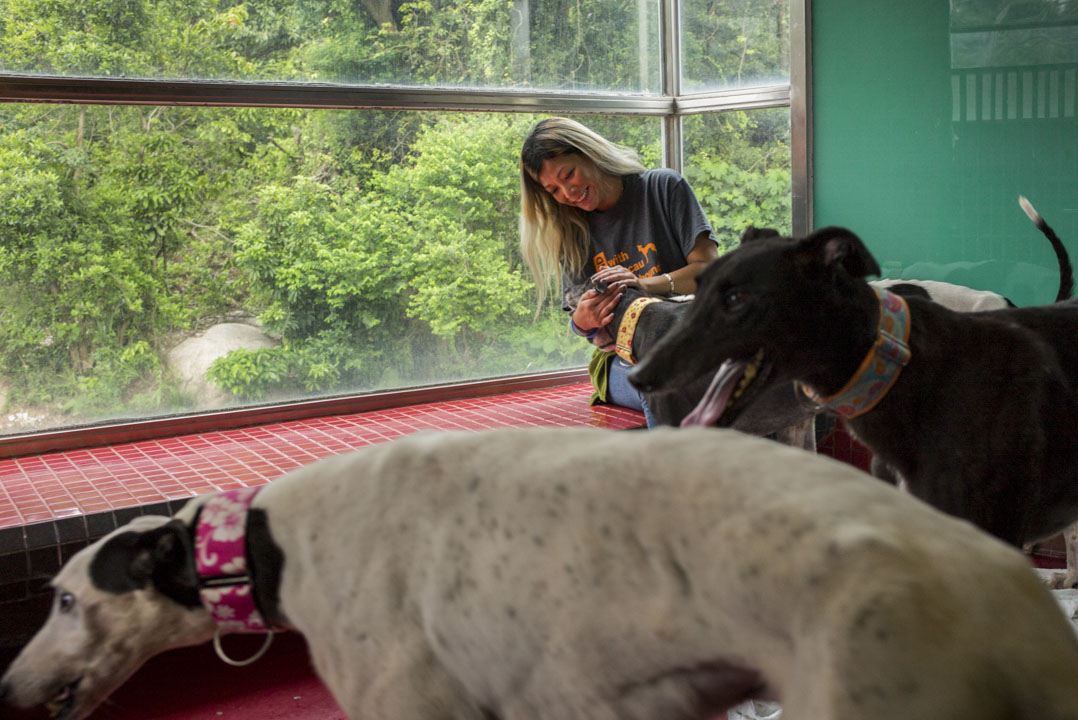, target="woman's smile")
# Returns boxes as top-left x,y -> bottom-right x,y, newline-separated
536,154 -> 617,212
